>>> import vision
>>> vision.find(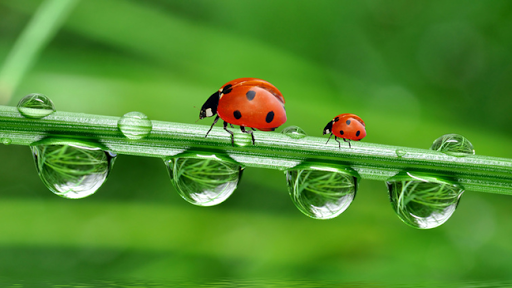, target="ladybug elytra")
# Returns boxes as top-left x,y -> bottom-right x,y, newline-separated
323,113 -> 366,148
200,78 -> 287,145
